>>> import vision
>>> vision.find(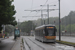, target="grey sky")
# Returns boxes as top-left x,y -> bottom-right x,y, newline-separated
12,0 -> 75,22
